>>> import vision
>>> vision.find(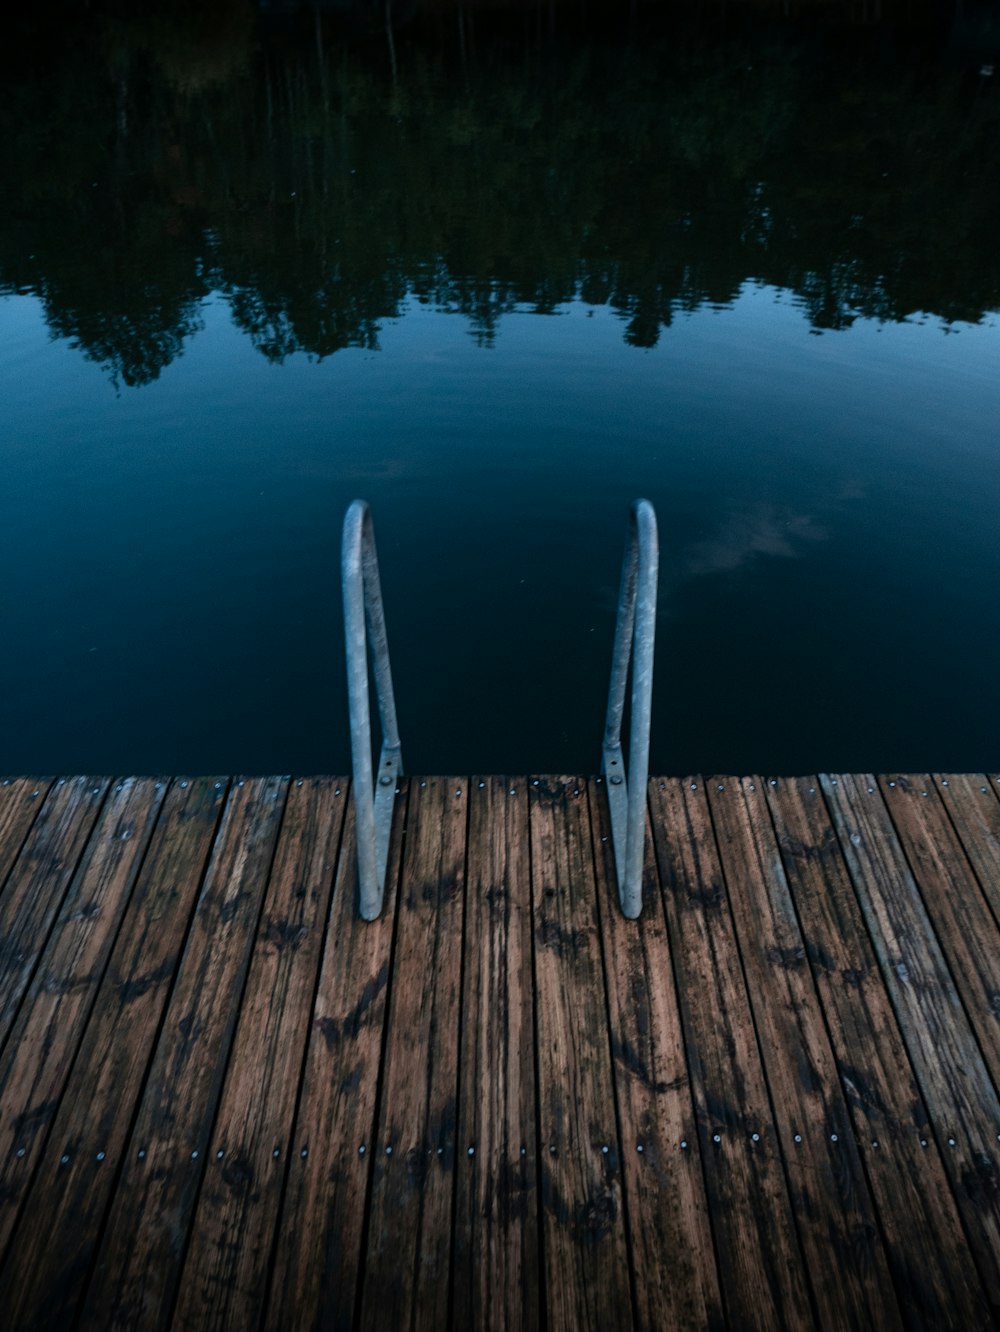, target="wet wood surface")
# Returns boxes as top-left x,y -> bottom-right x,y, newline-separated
650,779 -> 813,1331
163,778 -> 346,1332
452,778 -> 539,1332
1,773 -> 999,1330
708,778 -> 901,1330
529,778 -> 632,1331
358,777 -> 467,1332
